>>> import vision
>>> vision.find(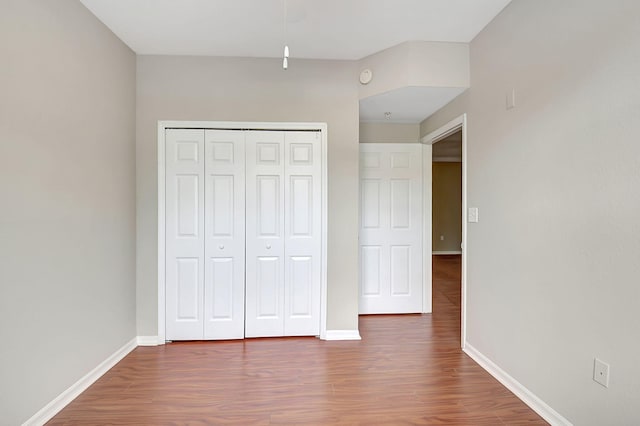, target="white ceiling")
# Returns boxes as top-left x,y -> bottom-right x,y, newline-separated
79,0 -> 511,60
79,0 -> 510,124
359,86 -> 467,124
